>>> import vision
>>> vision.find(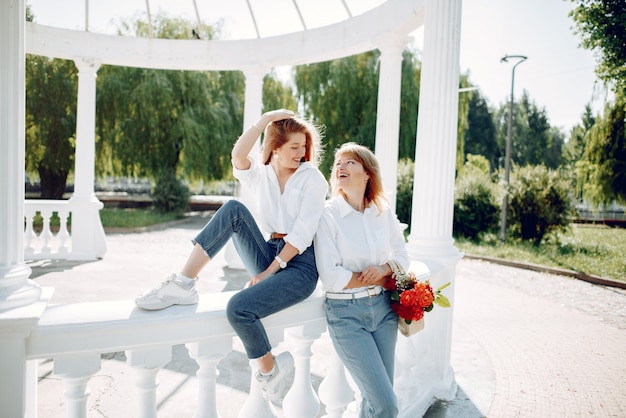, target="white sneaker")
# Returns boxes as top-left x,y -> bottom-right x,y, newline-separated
135,273 -> 199,310
256,352 -> 294,401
